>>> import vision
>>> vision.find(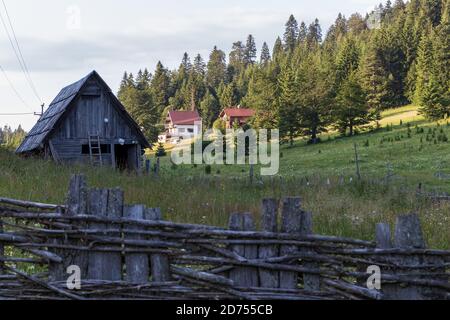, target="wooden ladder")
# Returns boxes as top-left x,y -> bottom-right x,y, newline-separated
88,133 -> 103,166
